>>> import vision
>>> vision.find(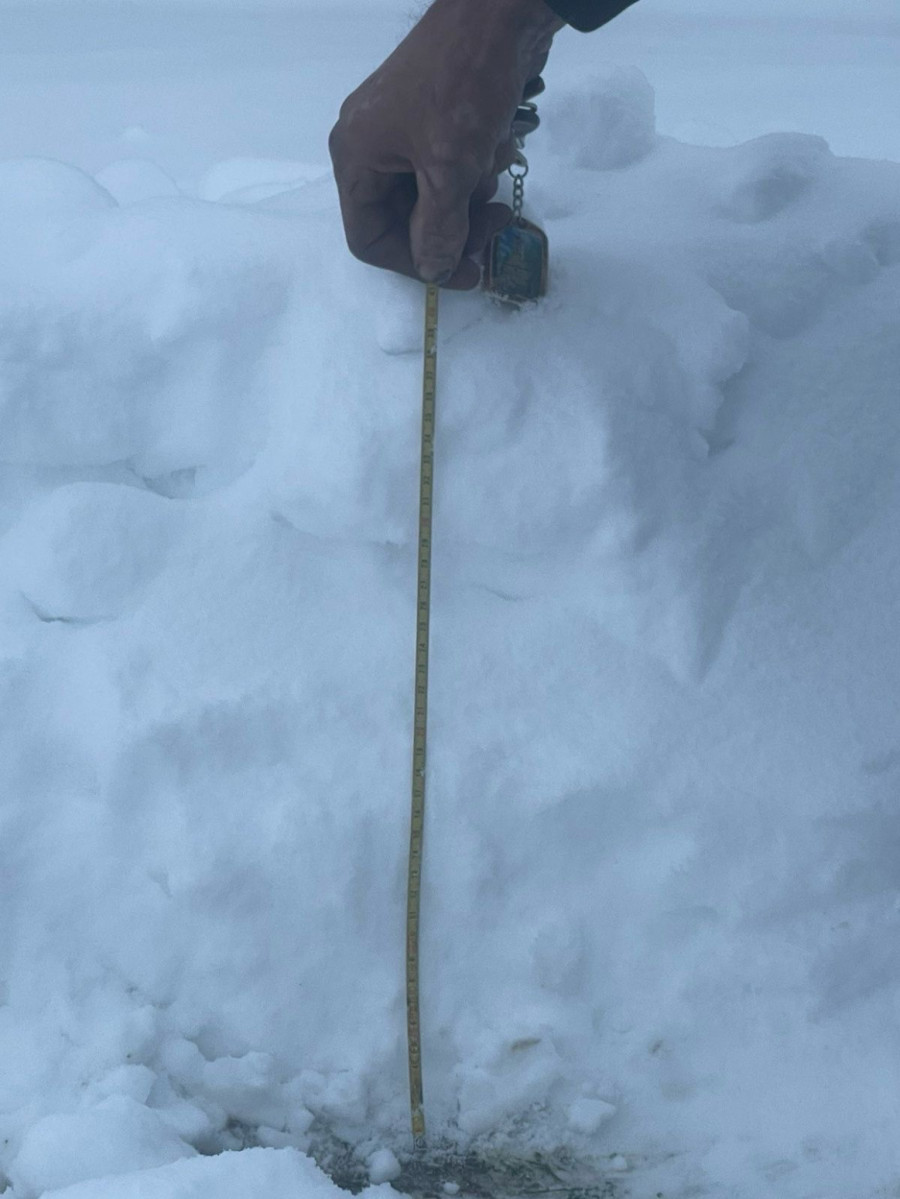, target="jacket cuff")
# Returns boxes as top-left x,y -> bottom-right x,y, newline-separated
544,0 -> 639,33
